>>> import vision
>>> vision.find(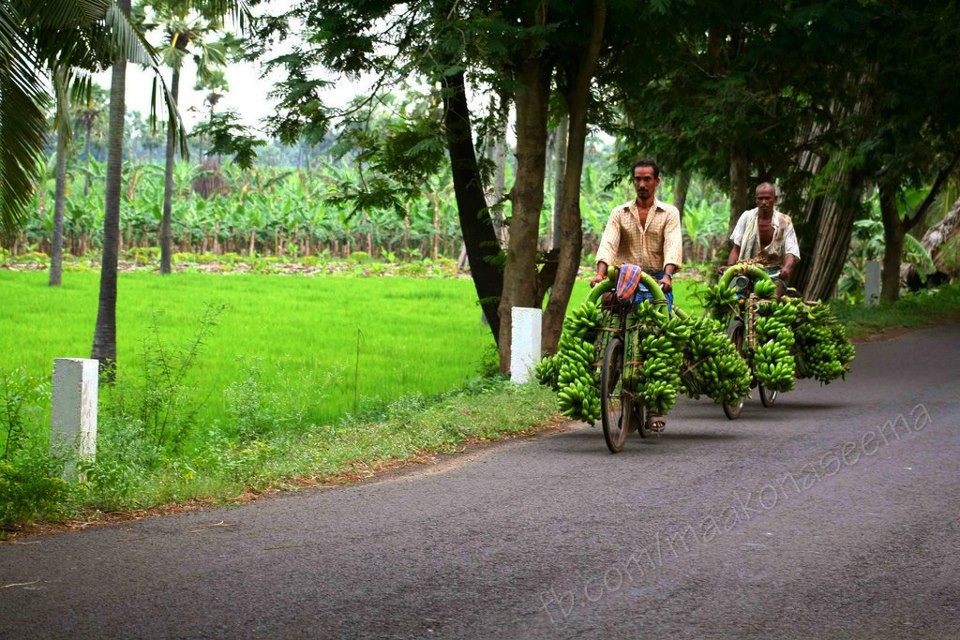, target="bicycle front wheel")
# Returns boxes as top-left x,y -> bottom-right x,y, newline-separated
723,319 -> 746,419
759,385 -> 778,407
601,336 -> 633,453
